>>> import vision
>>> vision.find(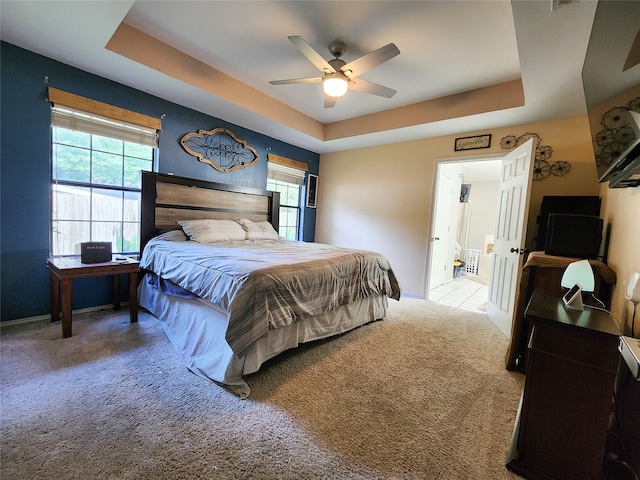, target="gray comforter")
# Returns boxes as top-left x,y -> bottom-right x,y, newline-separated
140,235 -> 401,357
